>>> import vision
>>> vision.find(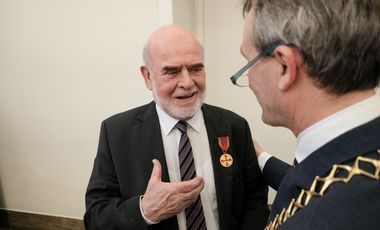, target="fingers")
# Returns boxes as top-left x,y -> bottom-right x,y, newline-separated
178,178 -> 205,209
142,167 -> 205,222
148,160 -> 204,199
189,176 -> 204,192
174,176 -> 204,192
174,177 -> 205,206
253,139 -> 264,157
141,160 -> 165,222
149,159 -> 162,183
